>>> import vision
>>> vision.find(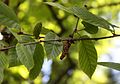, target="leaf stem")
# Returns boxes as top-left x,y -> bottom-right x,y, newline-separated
70,17 -> 79,38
